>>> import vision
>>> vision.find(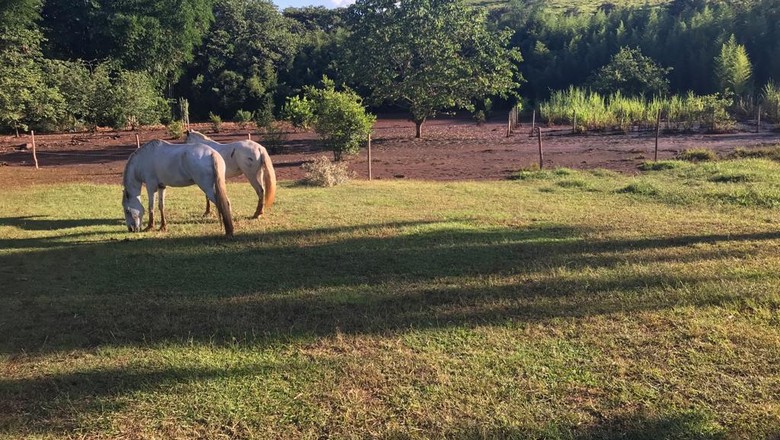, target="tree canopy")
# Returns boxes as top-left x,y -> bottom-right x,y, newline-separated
587,47 -> 672,97
344,0 -> 522,138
